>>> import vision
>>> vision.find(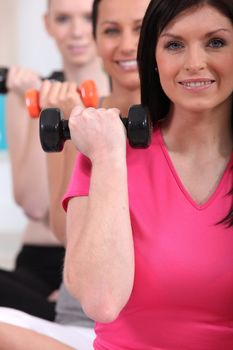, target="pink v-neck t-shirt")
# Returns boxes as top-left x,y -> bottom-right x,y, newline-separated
63,127 -> 233,350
